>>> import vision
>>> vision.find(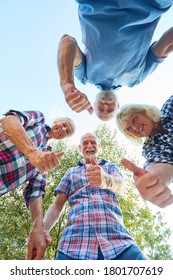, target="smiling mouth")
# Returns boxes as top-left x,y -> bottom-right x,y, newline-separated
86,148 -> 95,154
137,124 -> 144,135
